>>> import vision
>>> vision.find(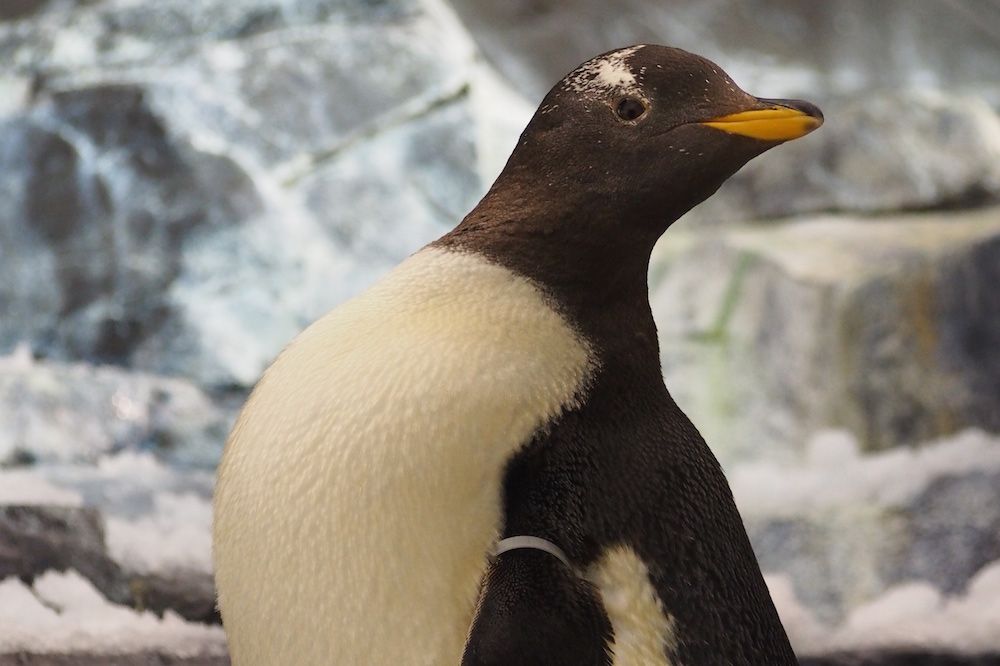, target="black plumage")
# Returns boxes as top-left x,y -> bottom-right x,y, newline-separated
447,44 -> 823,665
